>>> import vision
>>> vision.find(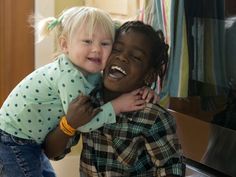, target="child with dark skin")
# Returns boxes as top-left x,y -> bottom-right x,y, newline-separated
44,21 -> 185,177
